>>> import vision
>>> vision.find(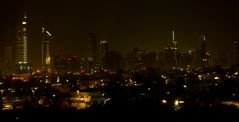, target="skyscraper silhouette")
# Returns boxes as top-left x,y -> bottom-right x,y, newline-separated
15,9 -> 31,73
100,40 -> 108,70
233,41 -> 239,65
164,30 -> 178,70
41,20 -> 52,72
